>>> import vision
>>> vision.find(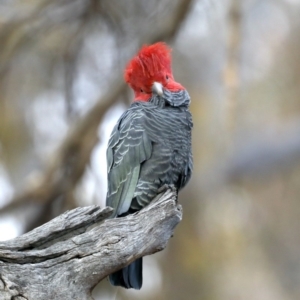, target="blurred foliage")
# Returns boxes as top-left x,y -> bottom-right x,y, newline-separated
1,0 -> 300,299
